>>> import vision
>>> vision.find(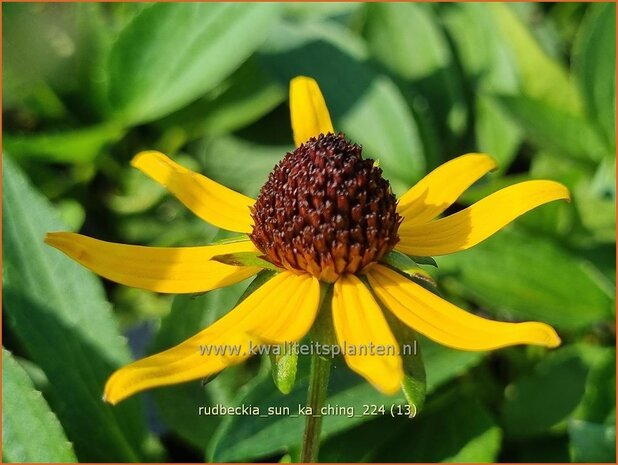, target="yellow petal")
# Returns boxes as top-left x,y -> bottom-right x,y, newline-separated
332,274 -> 403,394
45,232 -> 261,294
397,180 -> 570,256
397,153 -> 497,227
367,265 -> 560,351
290,76 -> 335,147
131,151 -> 255,233
104,271 -> 320,404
